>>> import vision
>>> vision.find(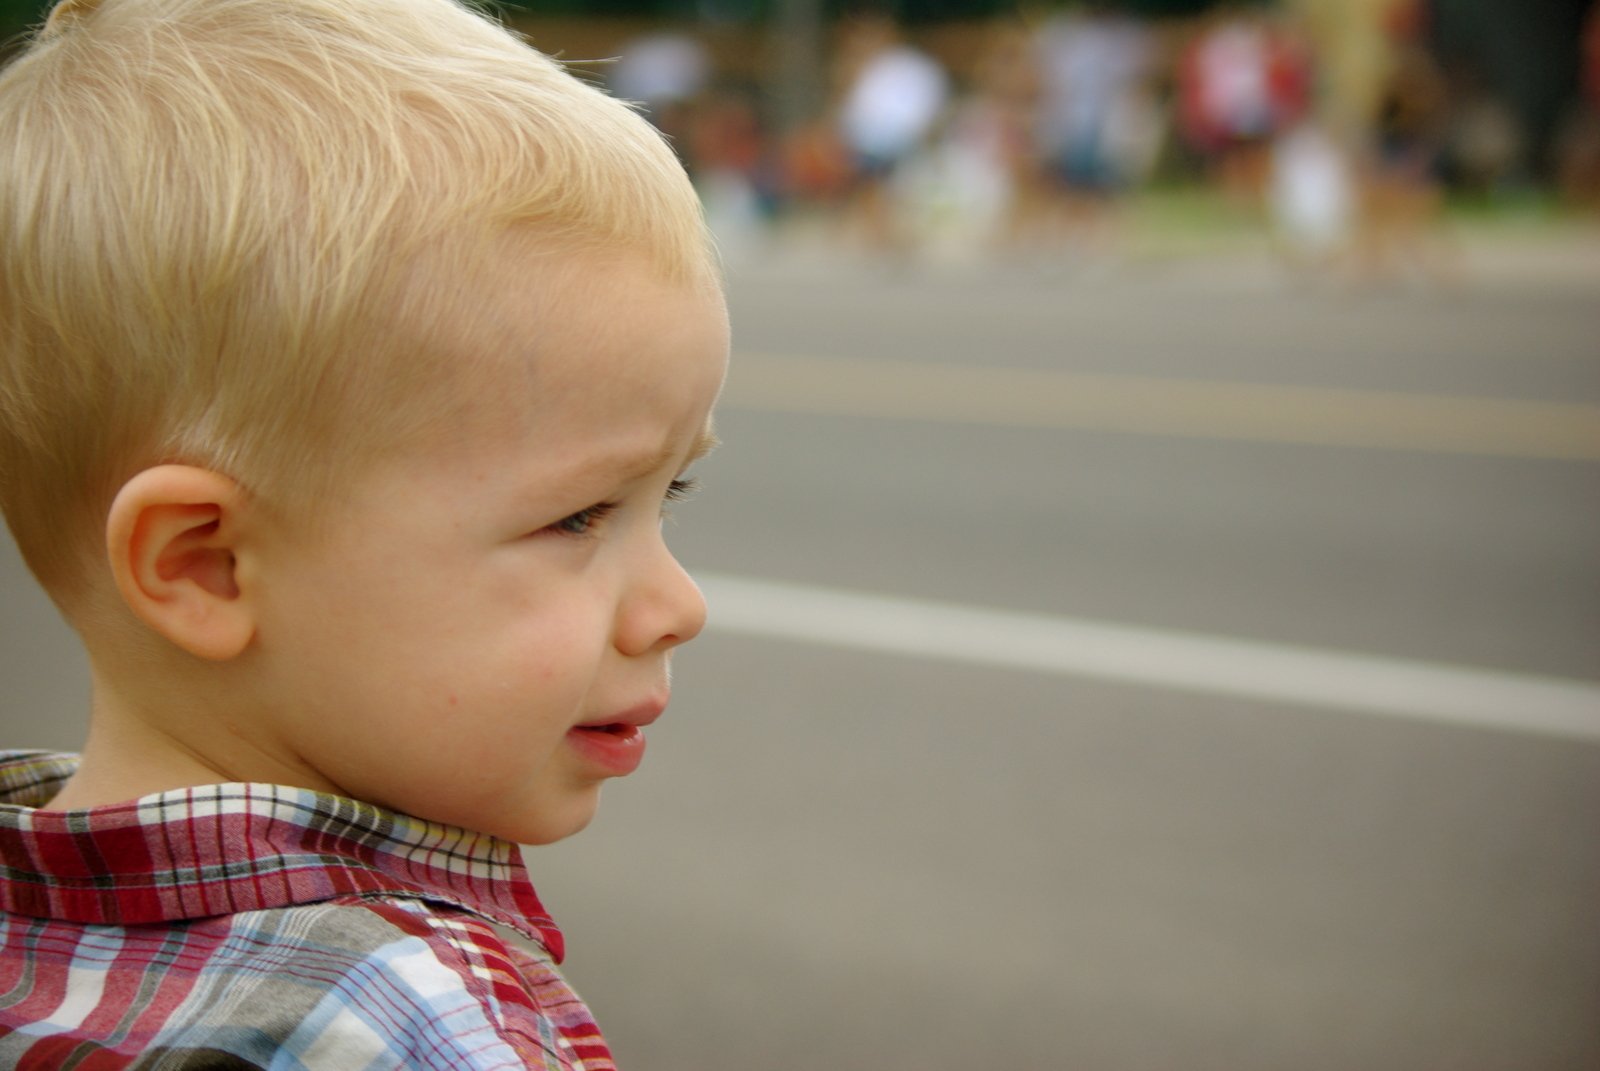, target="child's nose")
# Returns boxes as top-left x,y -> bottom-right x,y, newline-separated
614,544 -> 707,657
